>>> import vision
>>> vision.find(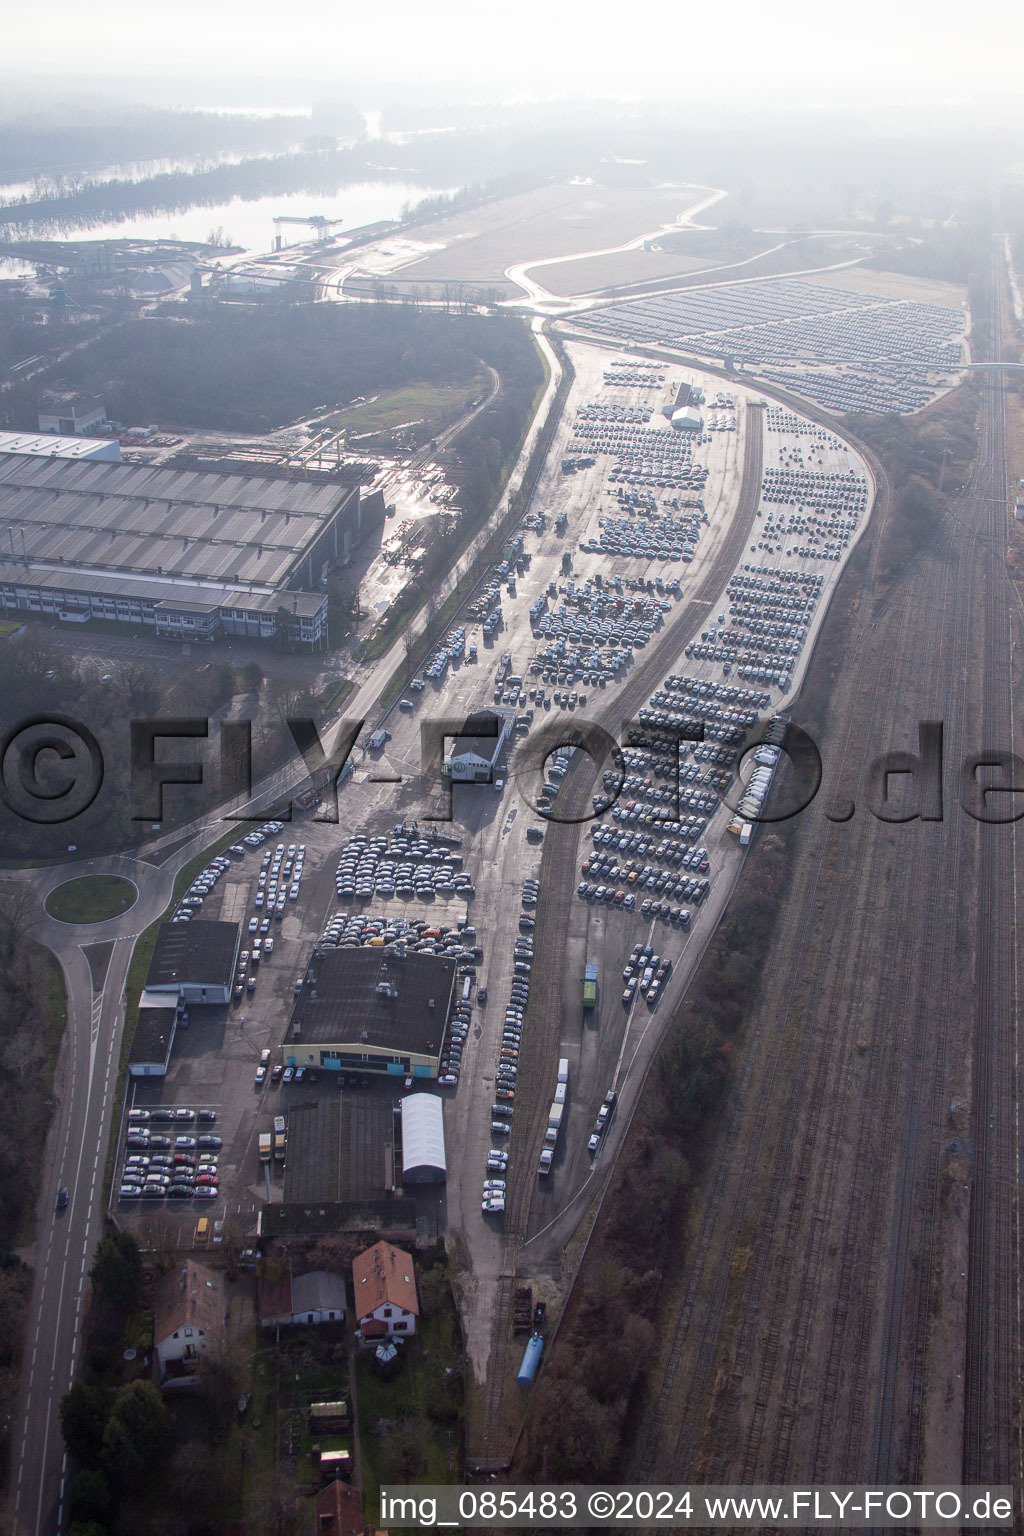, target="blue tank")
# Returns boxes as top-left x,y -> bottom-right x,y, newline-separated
517,1333 -> 544,1386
